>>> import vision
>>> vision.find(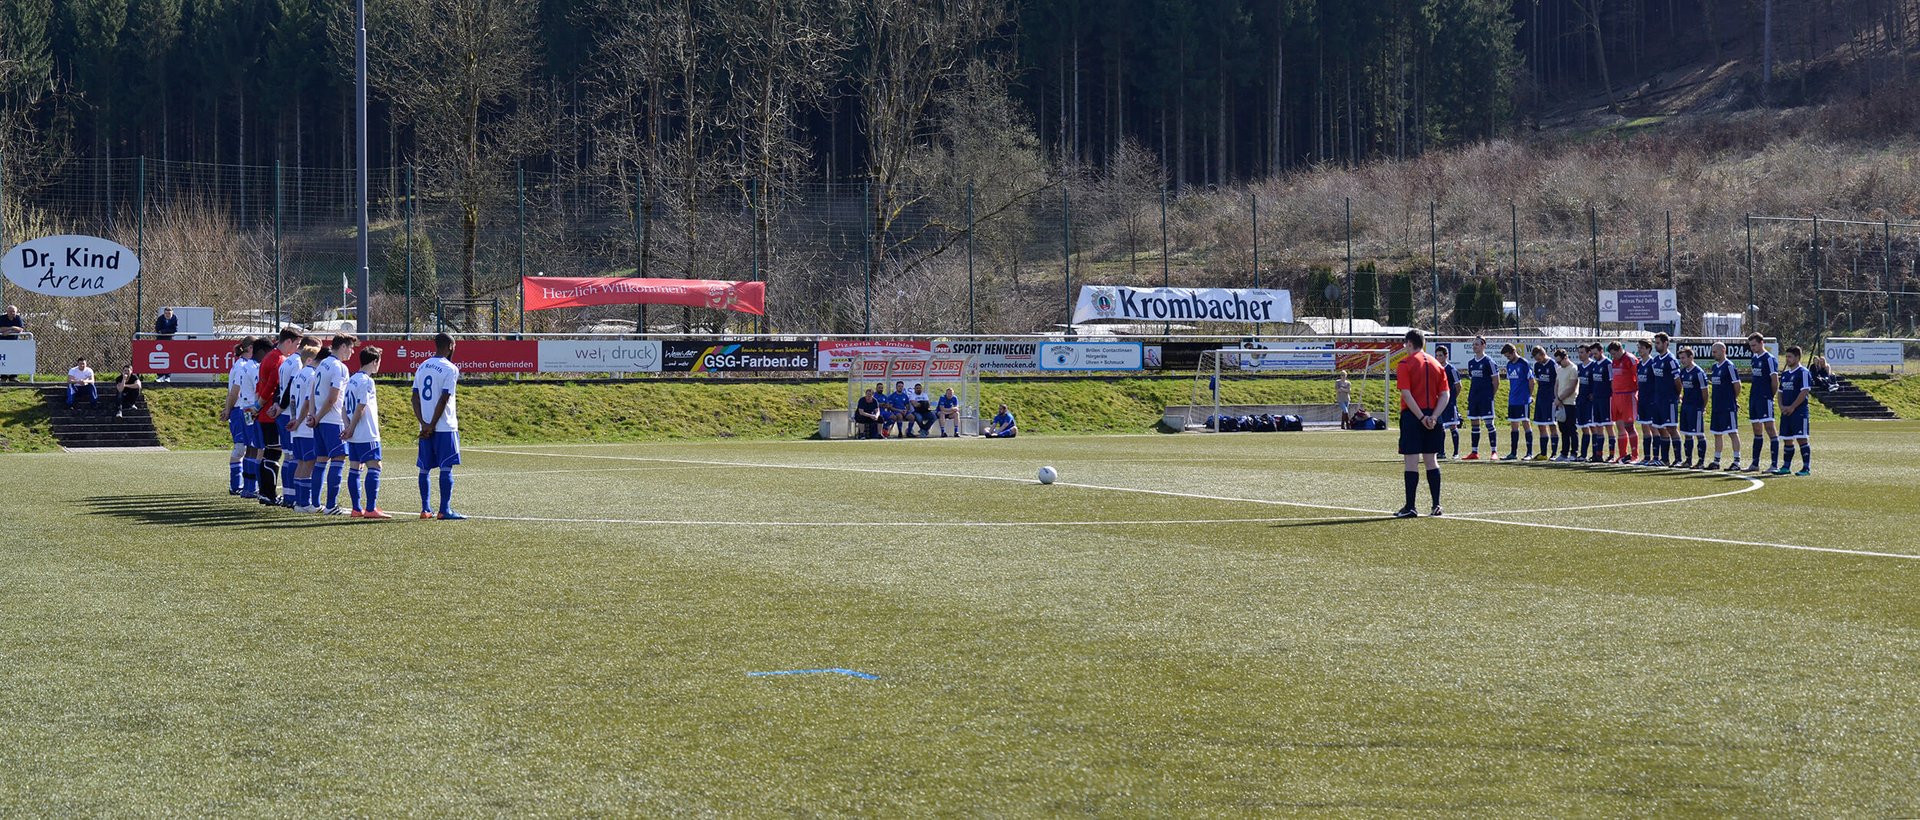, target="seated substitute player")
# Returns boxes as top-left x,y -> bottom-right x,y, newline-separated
936,387 -> 962,437
1774,346 -> 1814,476
287,342 -> 321,511
343,346 -> 391,519
1394,329 -> 1449,519
413,333 -> 465,520
220,338 -> 264,497
888,380 -> 913,438
1462,336 -> 1499,459
1433,345 -> 1461,458
1608,341 -> 1640,464
1529,346 -> 1558,462
910,383 -> 935,436
1706,341 -> 1743,470
854,388 -> 883,439
983,404 -> 1017,438
1676,347 -> 1709,469
1501,343 -> 1534,460
1745,332 -> 1782,473
310,333 -> 357,515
